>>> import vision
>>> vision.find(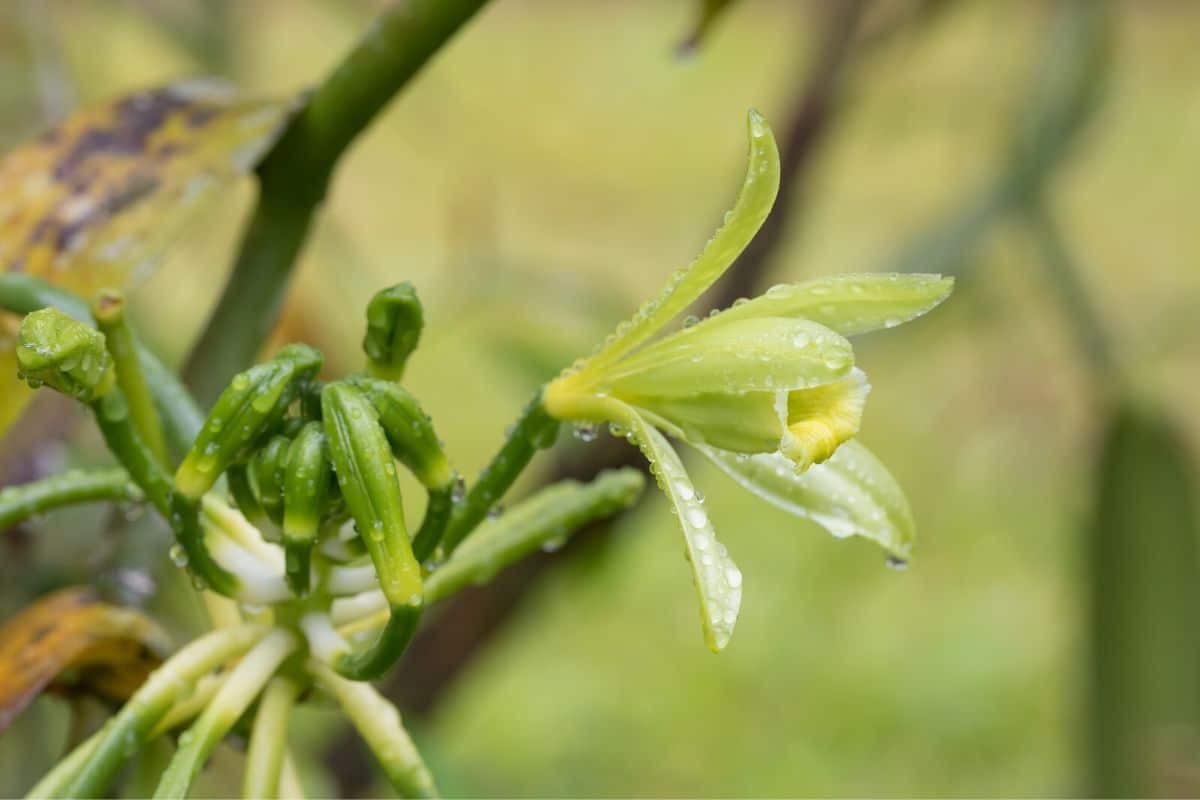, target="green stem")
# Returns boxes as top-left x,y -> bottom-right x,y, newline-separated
25,731 -> 102,799
85,387 -> 238,596
411,485 -> 453,564
440,394 -> 560,556
308,658 -> 438,798
154,629 -> 297,800
184,0 -> 492,403
425,469 -> 644,603
242,676 -> 301,800
0,468 -> 141,528
63,624 -> 269,799
1022,200 -> 1120,390
94,292 -> 168,465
